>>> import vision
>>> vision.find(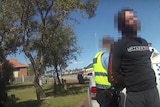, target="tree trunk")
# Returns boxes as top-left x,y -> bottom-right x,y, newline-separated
34,75 -> 46,101
55,67 -> 61,84
53,76 -> 57,95
24,51 -> 46,100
